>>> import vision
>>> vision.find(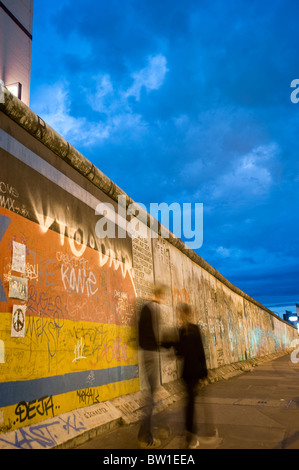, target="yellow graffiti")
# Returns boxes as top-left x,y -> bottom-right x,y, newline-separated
0,312 -> 138,381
